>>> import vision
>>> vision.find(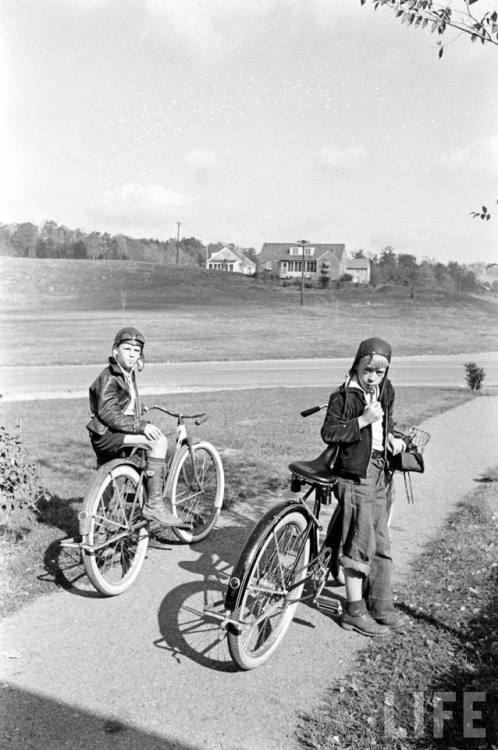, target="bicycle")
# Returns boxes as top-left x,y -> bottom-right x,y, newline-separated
63,406 -> 224,597
221,405 -> 429,670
